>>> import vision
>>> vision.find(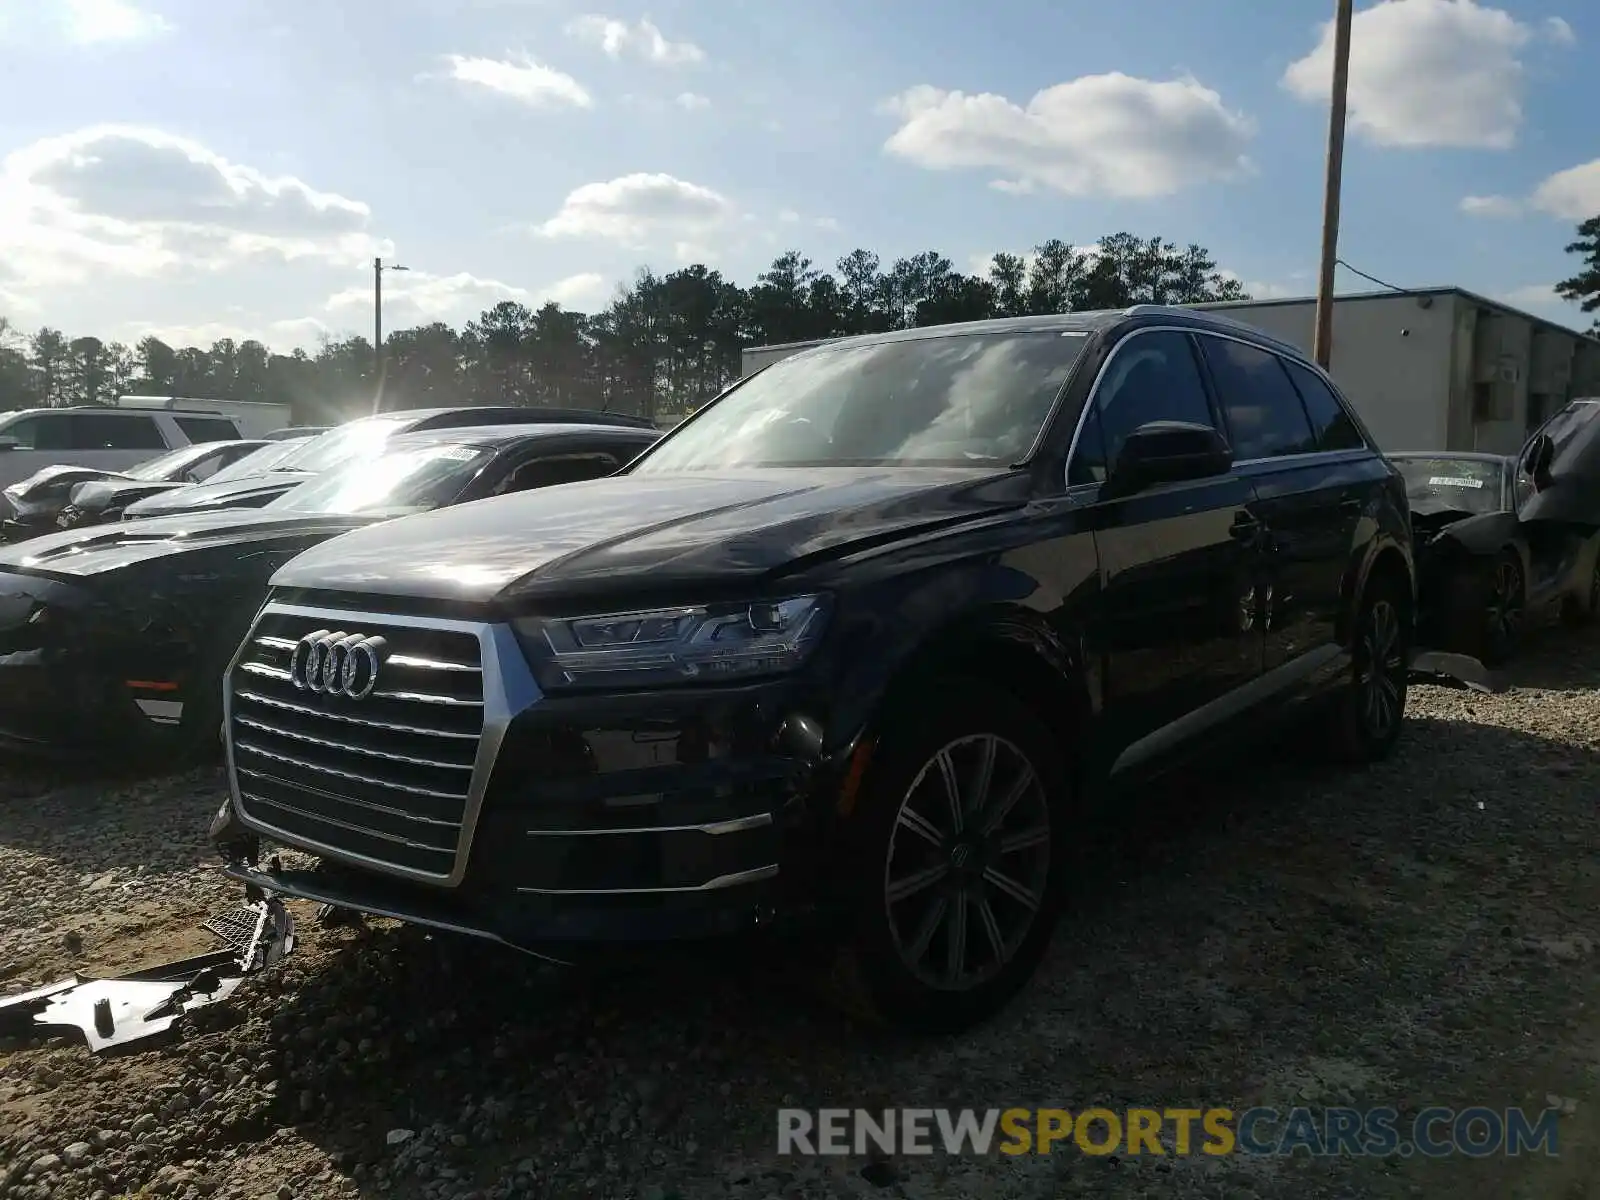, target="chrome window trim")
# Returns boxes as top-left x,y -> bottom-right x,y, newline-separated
225,599 -> 540,889
1060,323 -> 1372,491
